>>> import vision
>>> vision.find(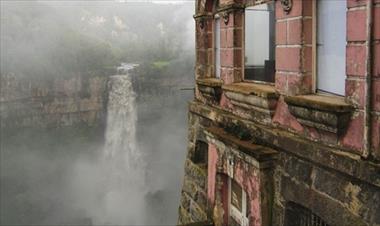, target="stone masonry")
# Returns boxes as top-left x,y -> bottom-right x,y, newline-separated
178,0 -> 380,225
0,74 -> 107,129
